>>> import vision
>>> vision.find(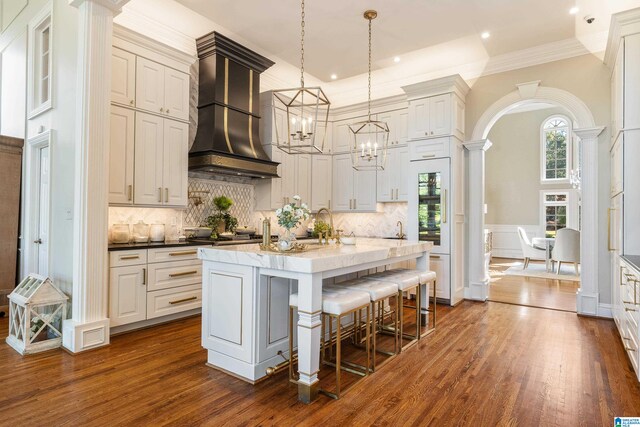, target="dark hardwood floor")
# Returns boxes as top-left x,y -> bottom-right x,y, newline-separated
1,301 -> 639,426
488,257 -> 579,312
